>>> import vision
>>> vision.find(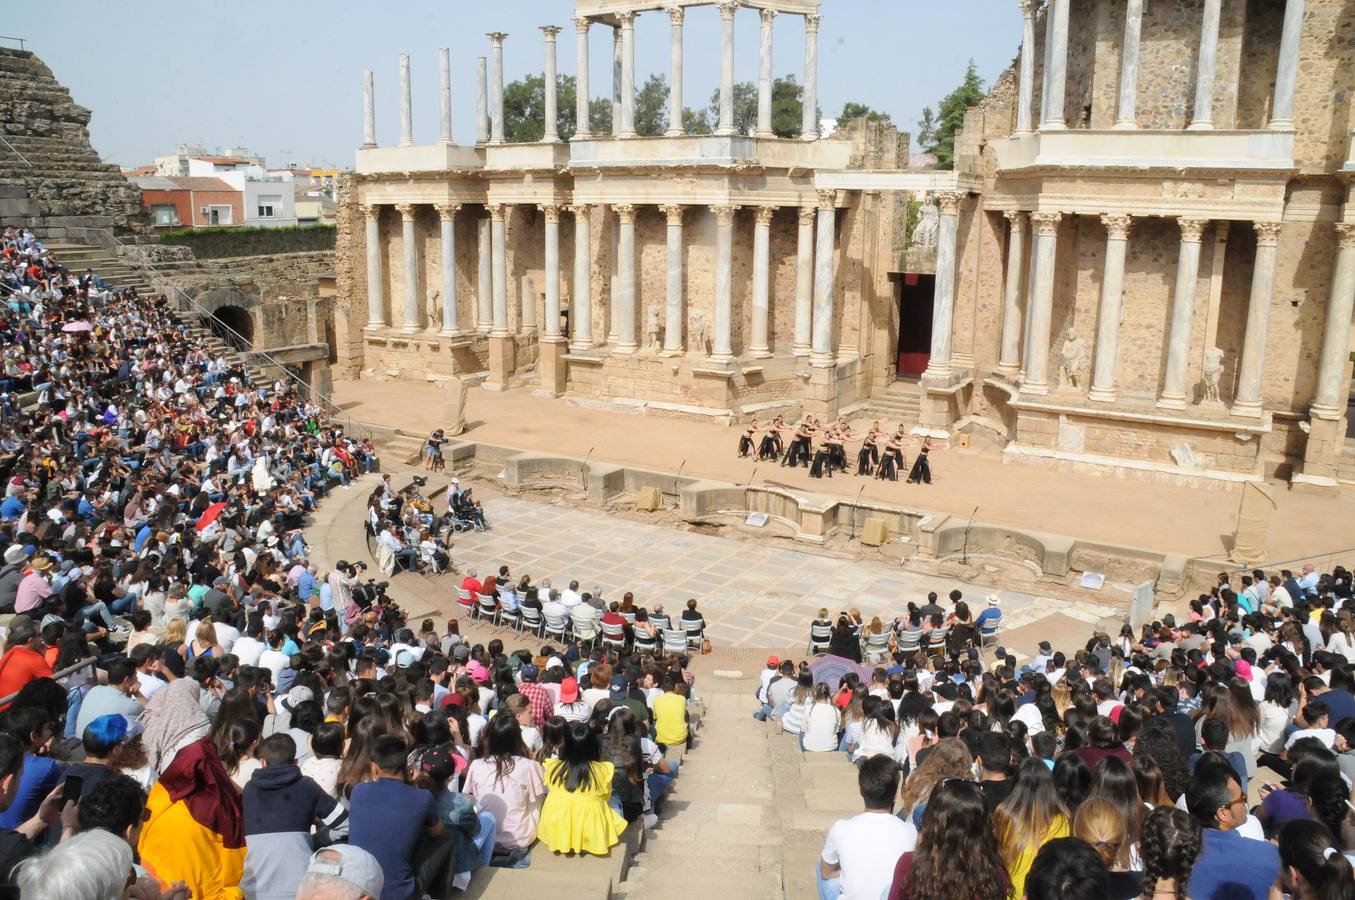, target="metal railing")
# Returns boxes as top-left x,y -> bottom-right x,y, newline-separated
0,36 -> 26,51
0,656 -> 94,709
1221,547 -> 1355,581
0,133 -> 33,170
